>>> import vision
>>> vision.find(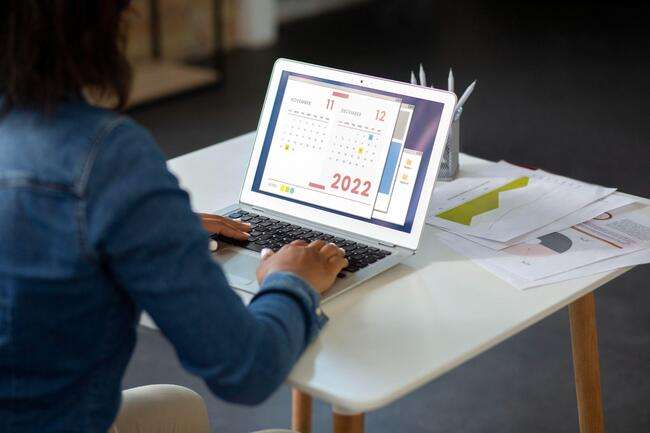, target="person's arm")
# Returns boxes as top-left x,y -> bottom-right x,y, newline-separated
84,119 -> 325,404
